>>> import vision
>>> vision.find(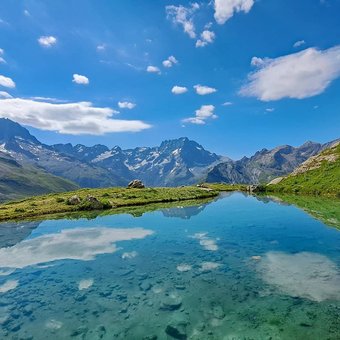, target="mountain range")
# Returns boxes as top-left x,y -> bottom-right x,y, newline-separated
0,118 -> 338,201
